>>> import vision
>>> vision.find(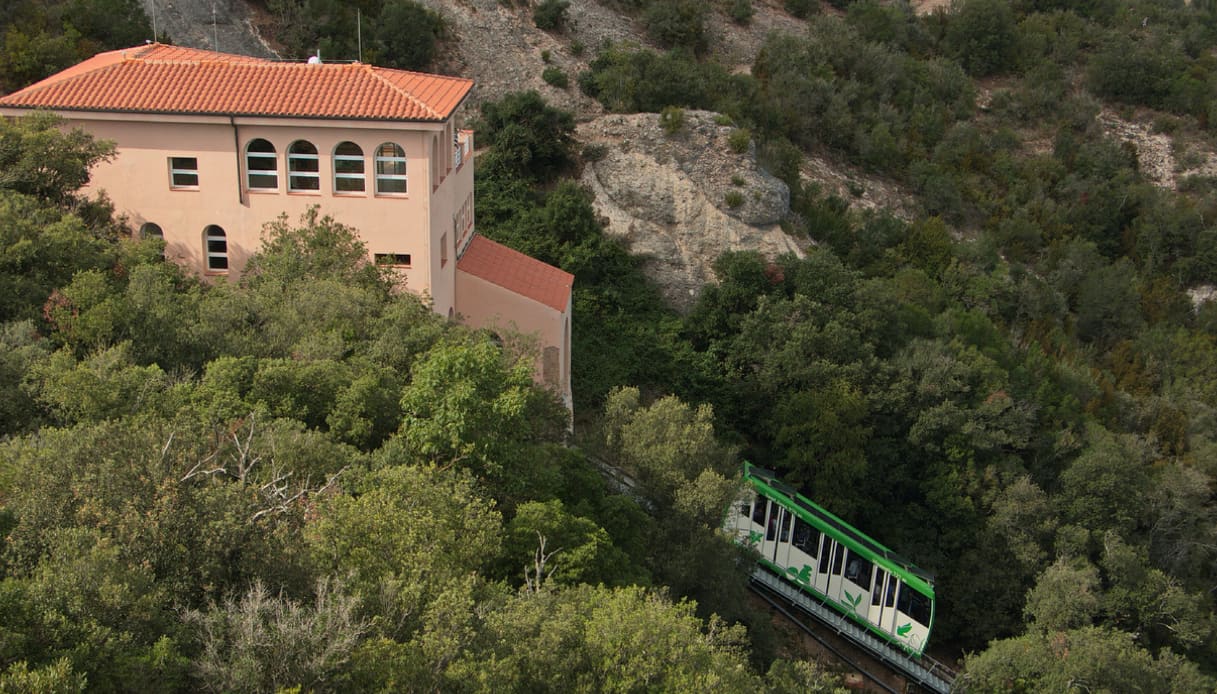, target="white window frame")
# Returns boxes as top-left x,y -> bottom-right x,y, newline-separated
169,156 -> 198,189
287,140 -> 321,192
204,225 -> 228,273
333,141 -> 365,193
375,143 -> 407,195
245,139 -> 278,190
